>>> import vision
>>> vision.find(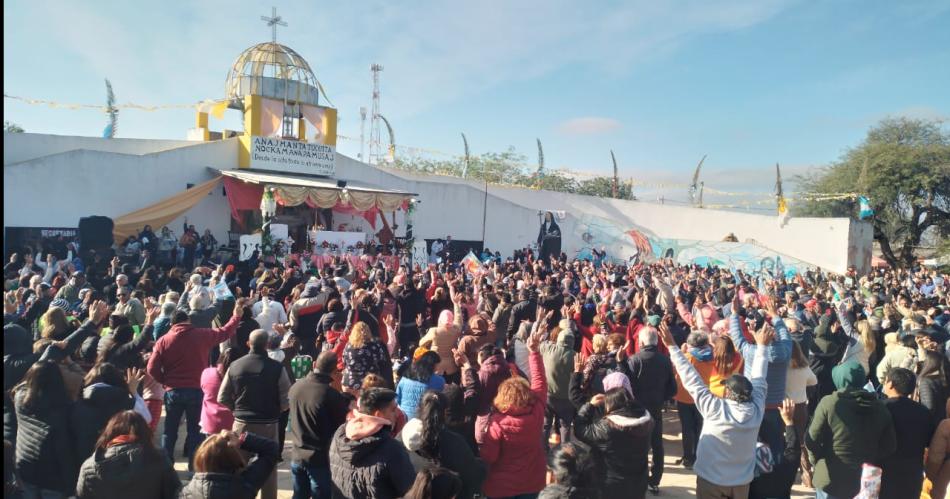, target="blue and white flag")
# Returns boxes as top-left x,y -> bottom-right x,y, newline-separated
858,196 -> 874,219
